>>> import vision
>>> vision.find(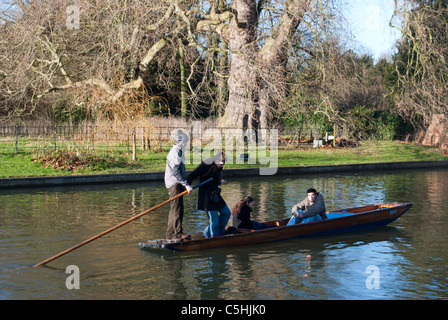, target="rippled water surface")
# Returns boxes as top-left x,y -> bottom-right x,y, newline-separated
1,168 -> 447,300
